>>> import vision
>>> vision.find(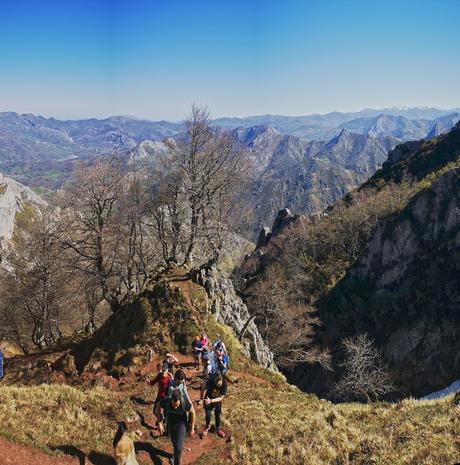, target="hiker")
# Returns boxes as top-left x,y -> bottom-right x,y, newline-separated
212,339 -> 227,356
168,369 -> 192,404
191,336 -> 203,370
0,346 -> 4,380
147,362 -> 173,434
161,389 -> 195,465
163,352 -> 179,374
201,347 -> 213,378
113,421 -> 139,465
199,373 -> 227,438
215,351 -> 229,375
200,332 -> 209,350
